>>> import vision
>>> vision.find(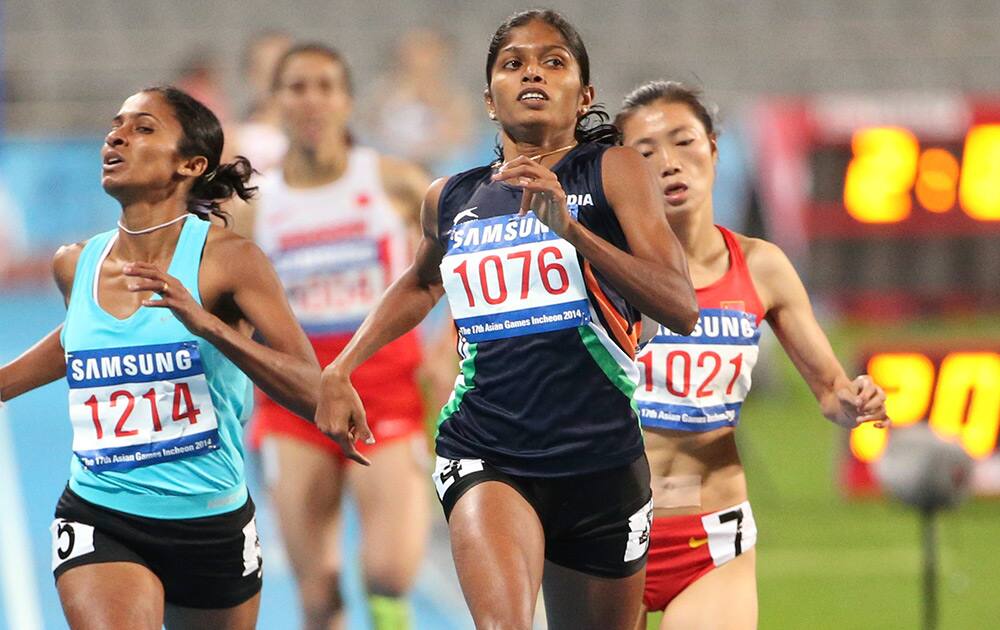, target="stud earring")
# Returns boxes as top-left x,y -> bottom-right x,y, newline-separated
489,111 -> 497,120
